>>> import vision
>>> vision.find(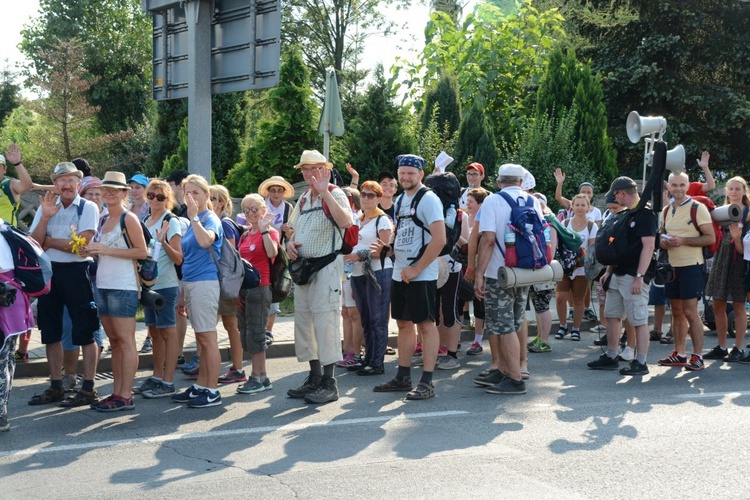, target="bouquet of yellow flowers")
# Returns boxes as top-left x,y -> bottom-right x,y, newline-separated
69,227 -> 87,254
